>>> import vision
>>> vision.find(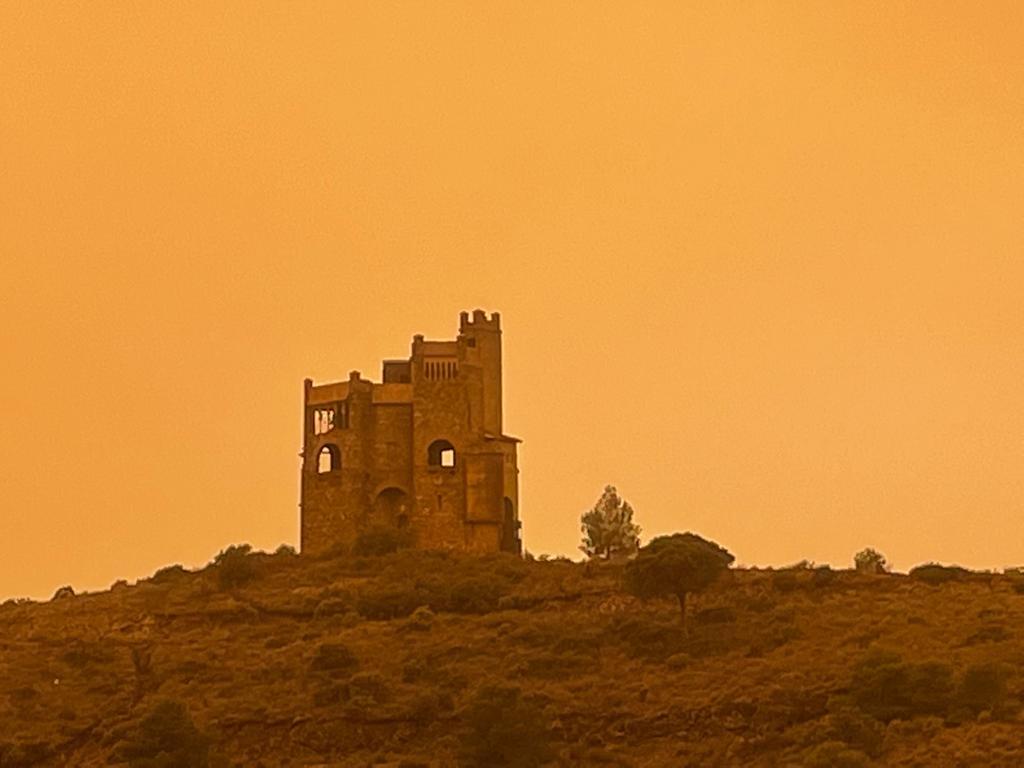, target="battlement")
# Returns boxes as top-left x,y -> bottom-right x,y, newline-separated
459,308 -> 501,333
